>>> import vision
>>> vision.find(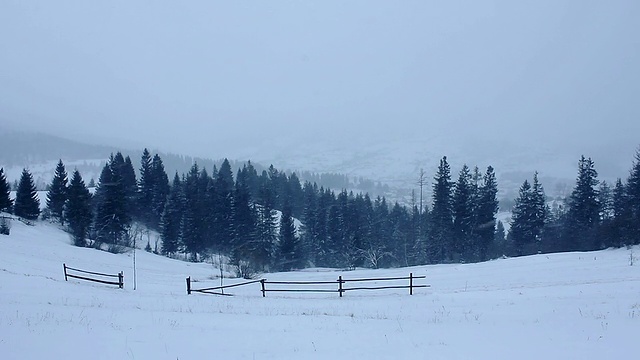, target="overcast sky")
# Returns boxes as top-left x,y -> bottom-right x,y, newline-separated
1,1 -> 639,166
